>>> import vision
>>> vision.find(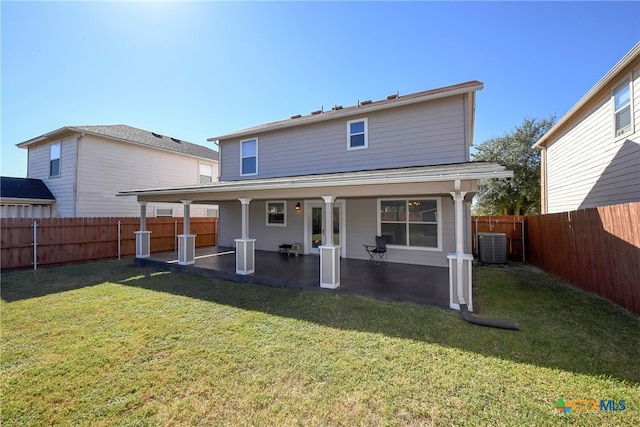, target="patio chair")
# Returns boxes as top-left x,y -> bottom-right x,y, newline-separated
364,236 -> 387,265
